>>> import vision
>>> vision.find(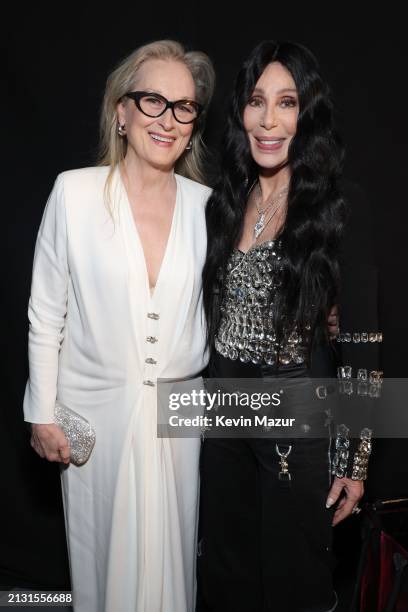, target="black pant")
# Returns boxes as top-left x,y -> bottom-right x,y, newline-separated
196,436 -> 337,612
